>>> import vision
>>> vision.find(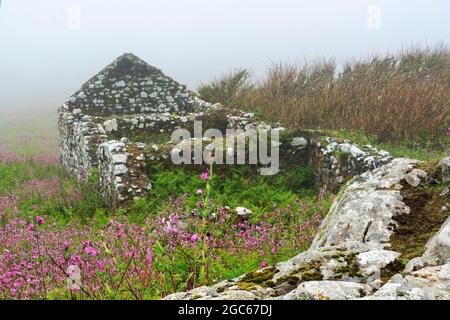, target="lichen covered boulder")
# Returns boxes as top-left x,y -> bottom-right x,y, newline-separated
421,215 -> 450,266
366,263 -> 450,300
280,281 -> 367,300
311,158 -> 419,249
